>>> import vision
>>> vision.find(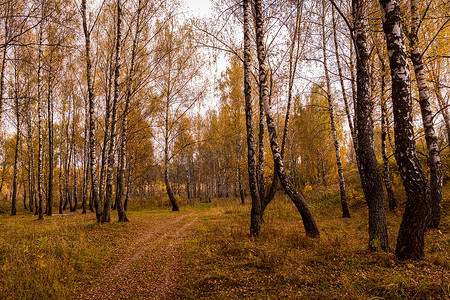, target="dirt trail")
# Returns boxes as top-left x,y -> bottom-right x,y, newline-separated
77,211 -> 199,300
